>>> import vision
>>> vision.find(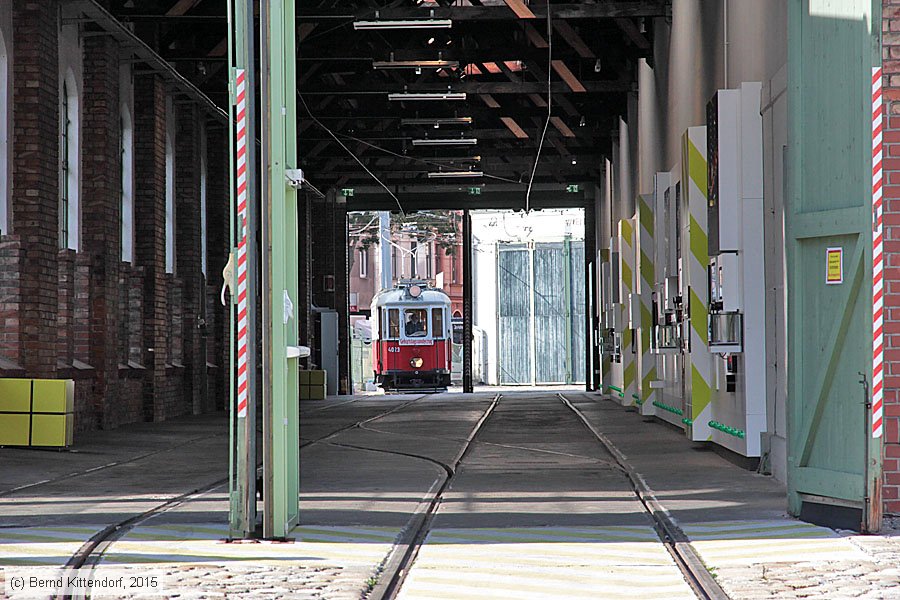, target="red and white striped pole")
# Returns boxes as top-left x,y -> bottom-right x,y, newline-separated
235,69 -> 249,419
873,66 -> 884,439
